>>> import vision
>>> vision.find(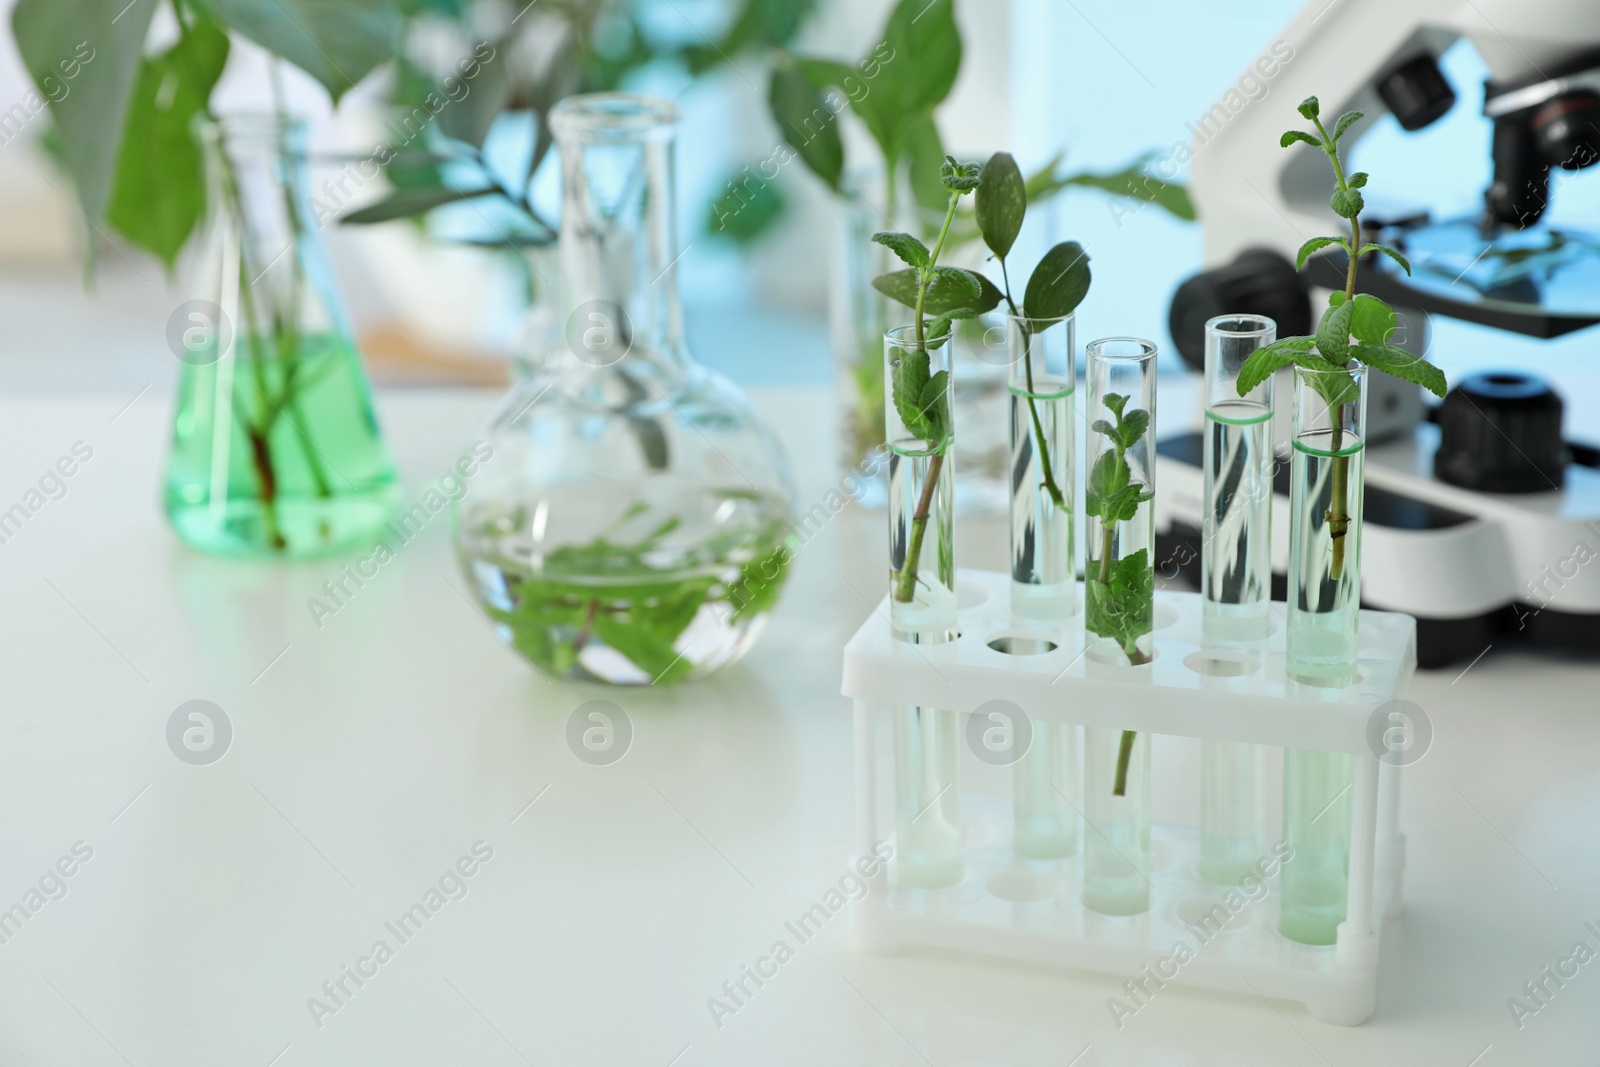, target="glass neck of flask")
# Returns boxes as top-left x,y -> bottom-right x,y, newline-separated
551,94 -> 687,382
